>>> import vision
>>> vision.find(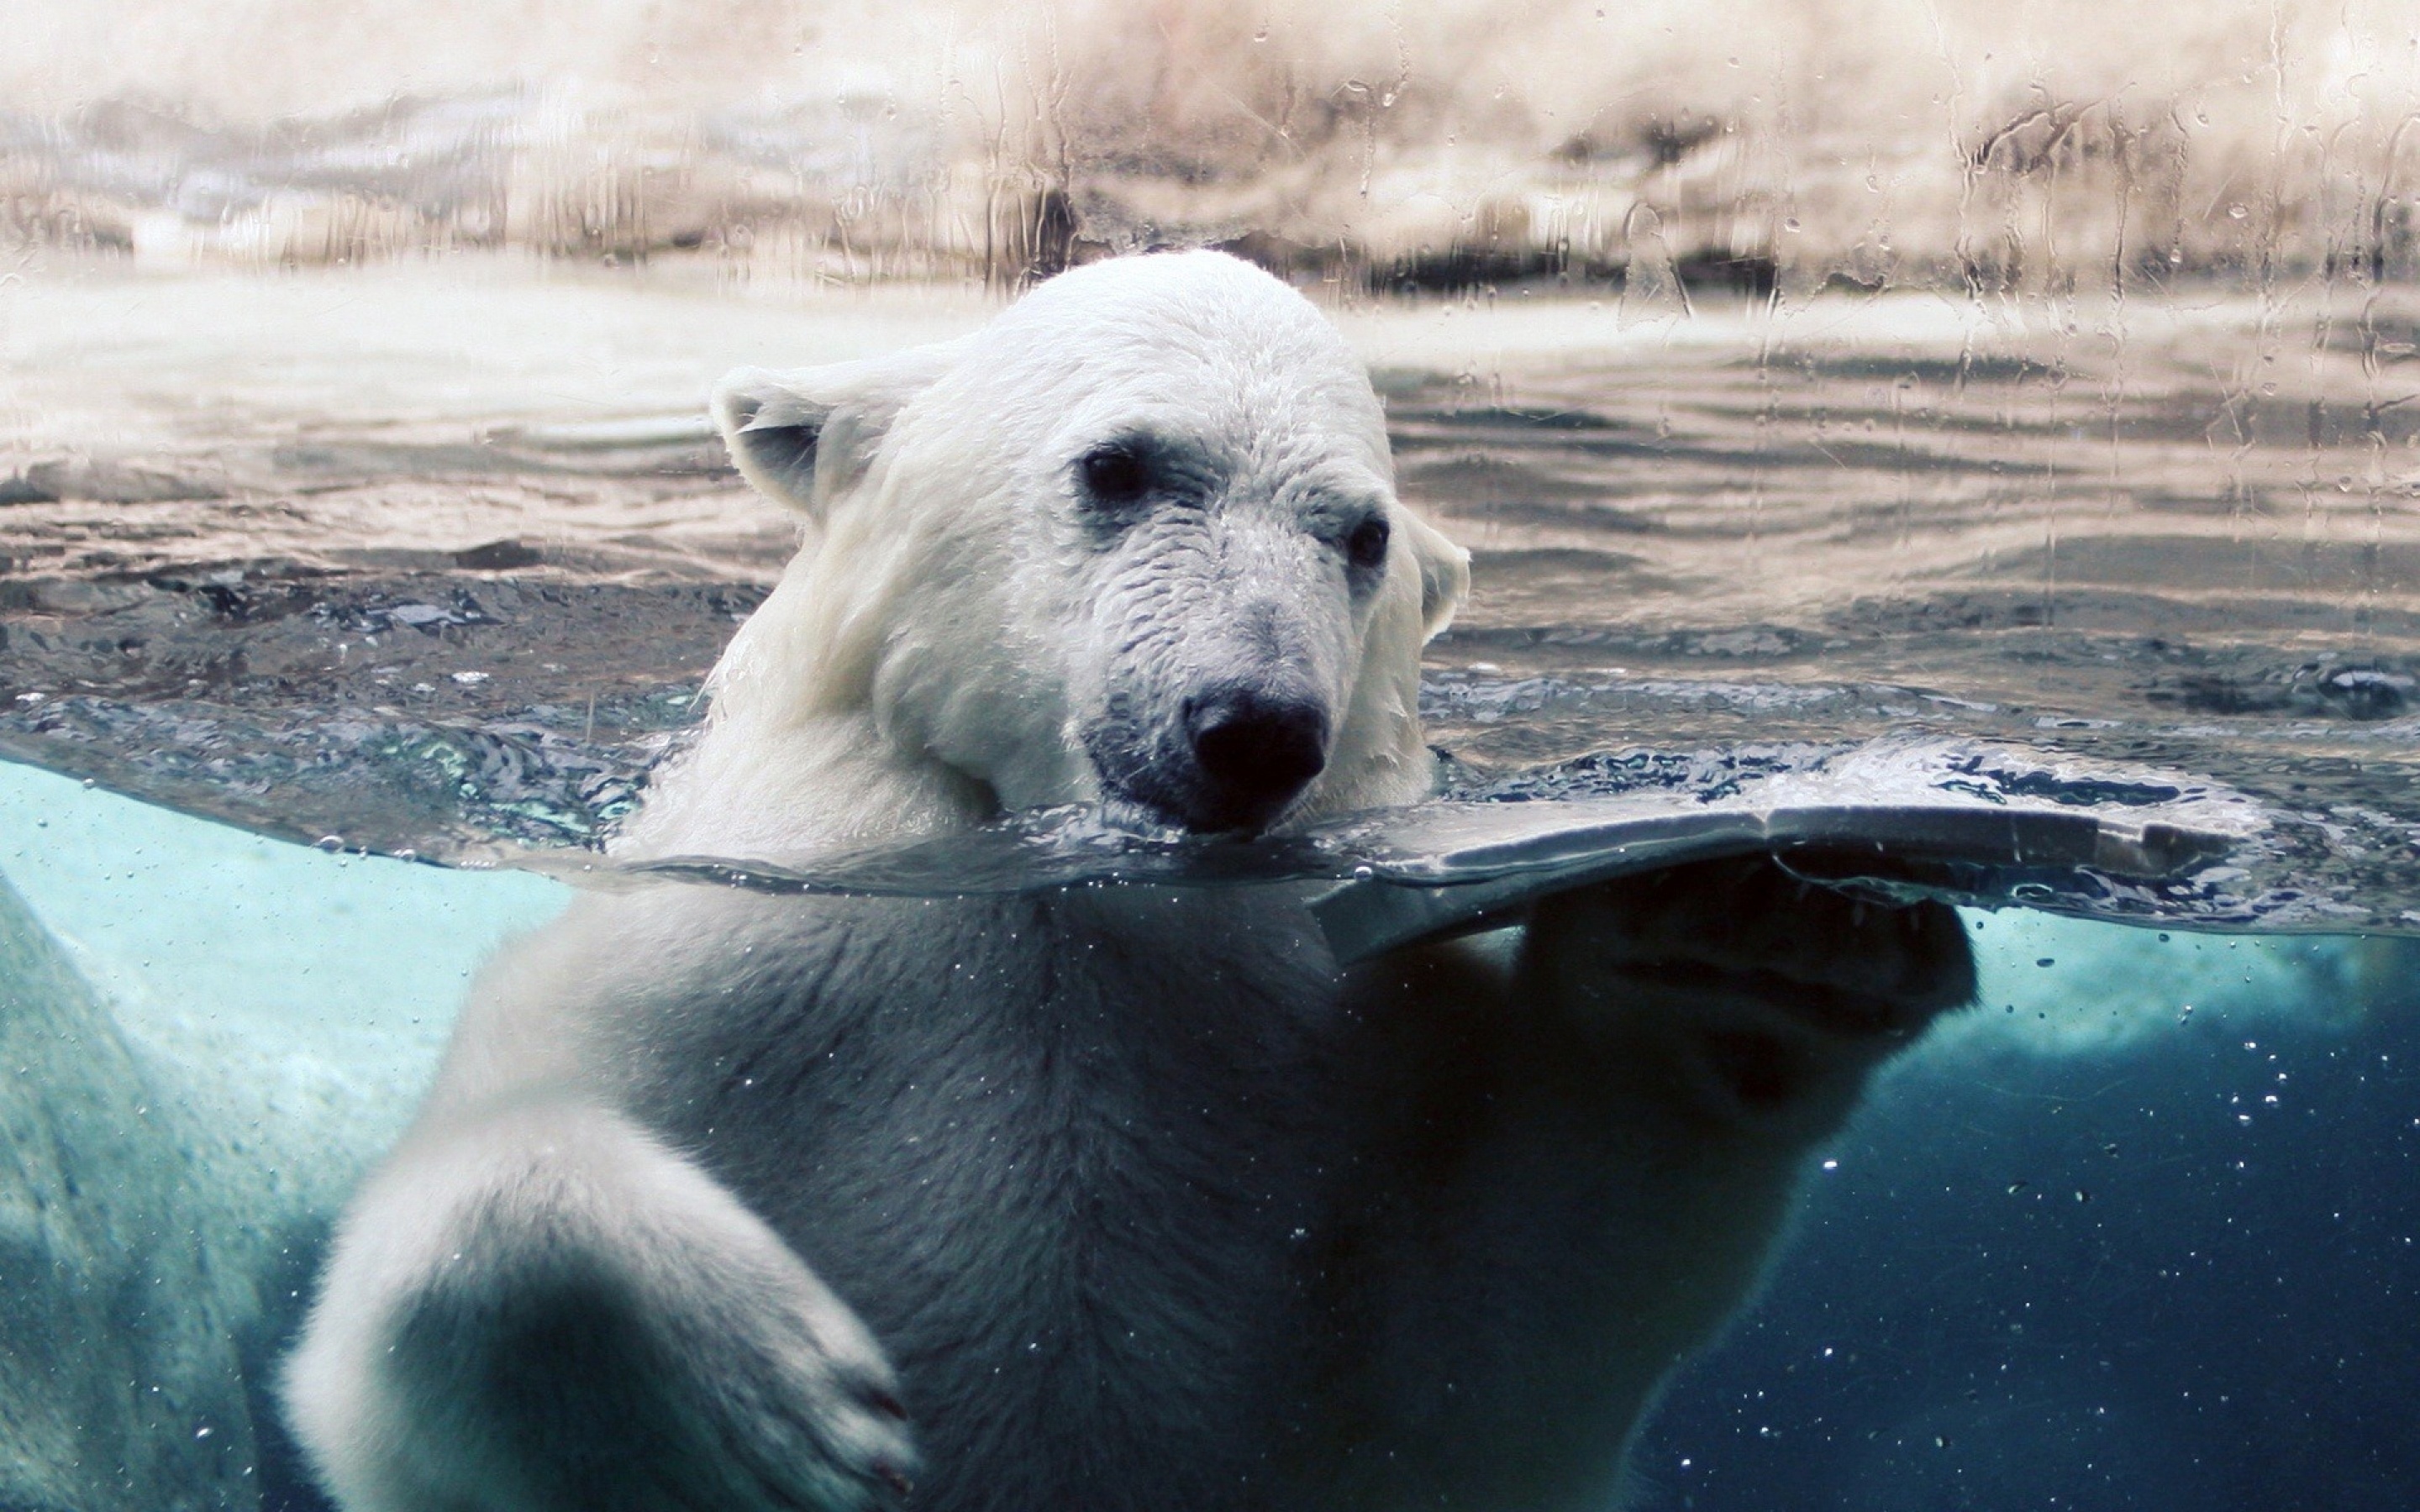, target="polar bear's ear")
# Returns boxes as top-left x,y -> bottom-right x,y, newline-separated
712,340 -> 965,518
1397,507 -> 1469,643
